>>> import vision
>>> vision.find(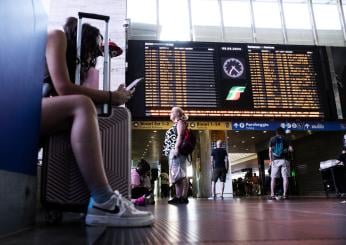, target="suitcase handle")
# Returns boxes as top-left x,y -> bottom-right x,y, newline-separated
78,12 -> 110,22
76,12 -> 110,115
